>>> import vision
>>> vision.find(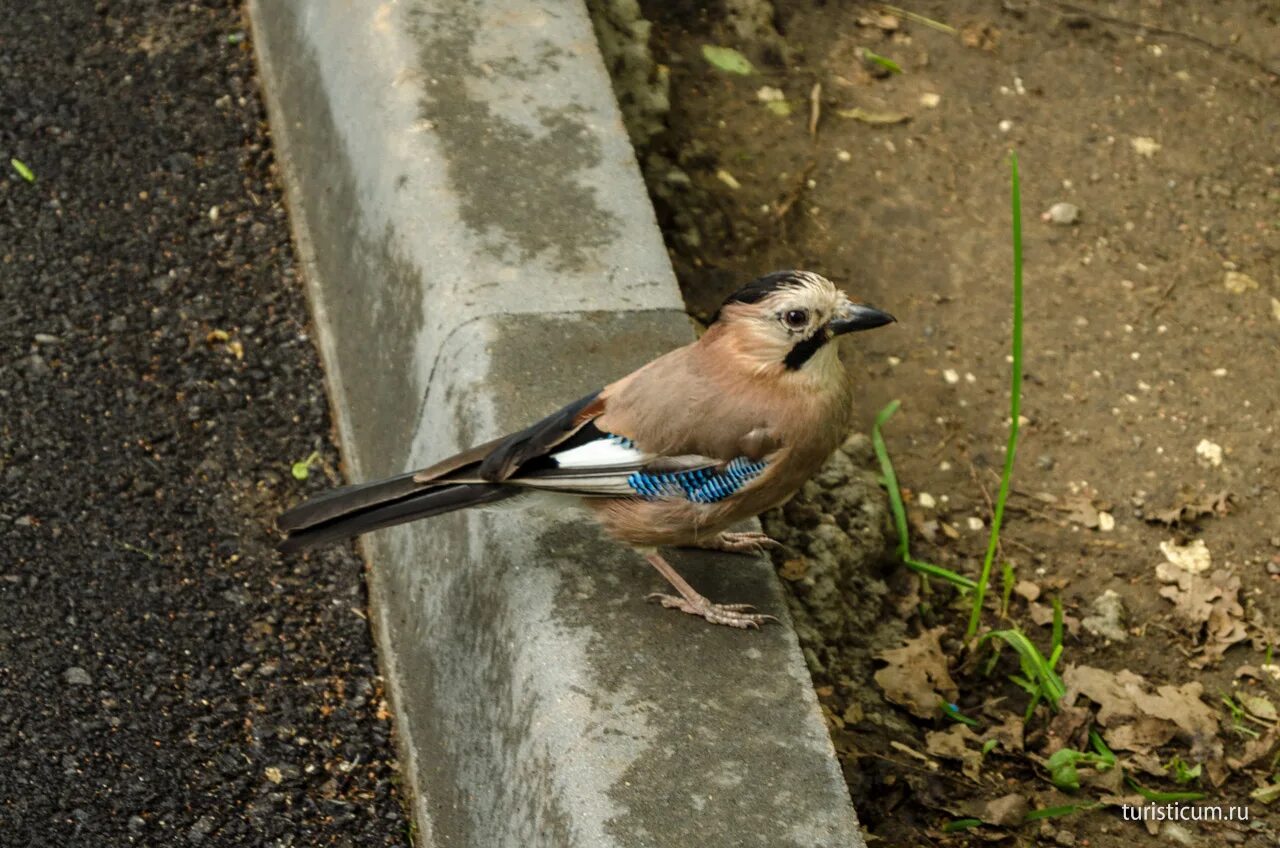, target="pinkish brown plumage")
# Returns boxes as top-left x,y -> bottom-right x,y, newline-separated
278,271 -> 894,628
